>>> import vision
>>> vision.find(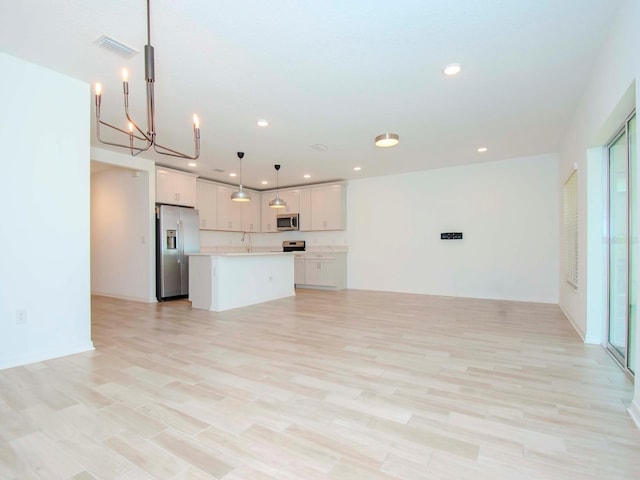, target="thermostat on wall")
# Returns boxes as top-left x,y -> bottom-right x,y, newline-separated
441,232 -> 463,240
